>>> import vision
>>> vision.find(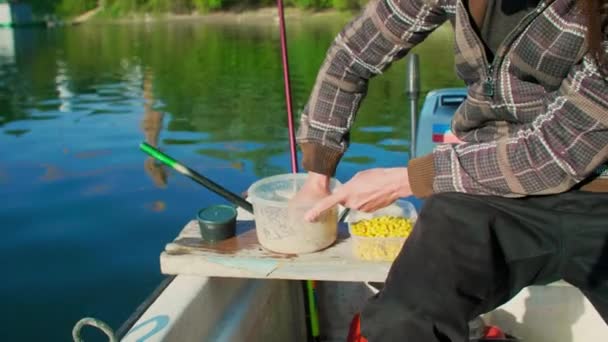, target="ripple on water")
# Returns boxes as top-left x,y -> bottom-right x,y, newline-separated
3,129 -> 30,137
0,167 -> 7,184
378,138 -> 410,147
358,126 -> 394,133
39,164 -> 67,182
342,156 -> 376,165
35,98 -> 64,106
73,149 -> 113,160
162,131 -> 210,144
